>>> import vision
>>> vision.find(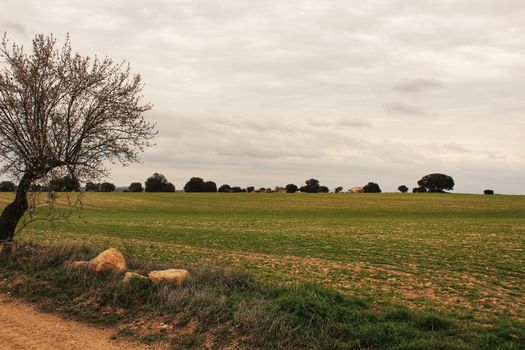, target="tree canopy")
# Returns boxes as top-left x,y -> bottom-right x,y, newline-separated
218,184 -> 231,193
417,173 -> 454,192
184,177 -> 217,192
145,173 -> 175,192
285,184 -> 298,193
300,178 -> 320,193
363,182 -> 381,193
398,185 -> 409,193
128,182 -> 144,192
0,181 -> 15,192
